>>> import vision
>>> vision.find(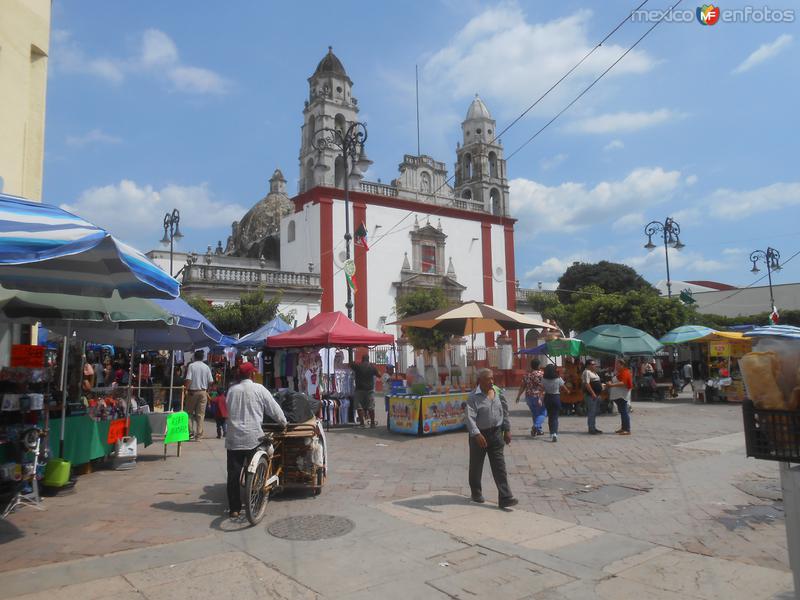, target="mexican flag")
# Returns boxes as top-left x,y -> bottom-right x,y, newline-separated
346,272 -> 358,294
354,222 -> 369,251
770,305 -> 780,324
